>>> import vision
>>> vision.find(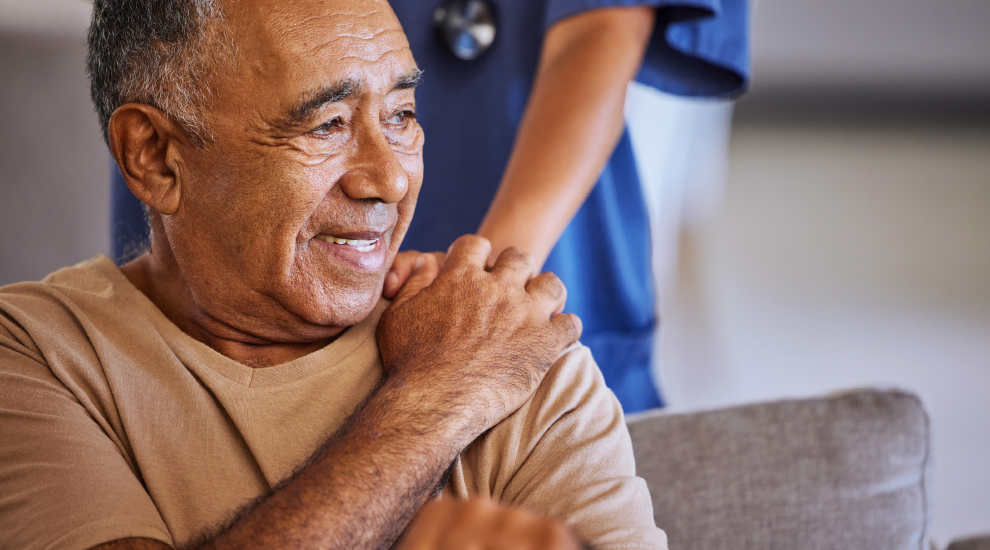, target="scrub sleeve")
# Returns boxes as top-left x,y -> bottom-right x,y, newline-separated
392,0 -> 748,413
109,0 -> 749,413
